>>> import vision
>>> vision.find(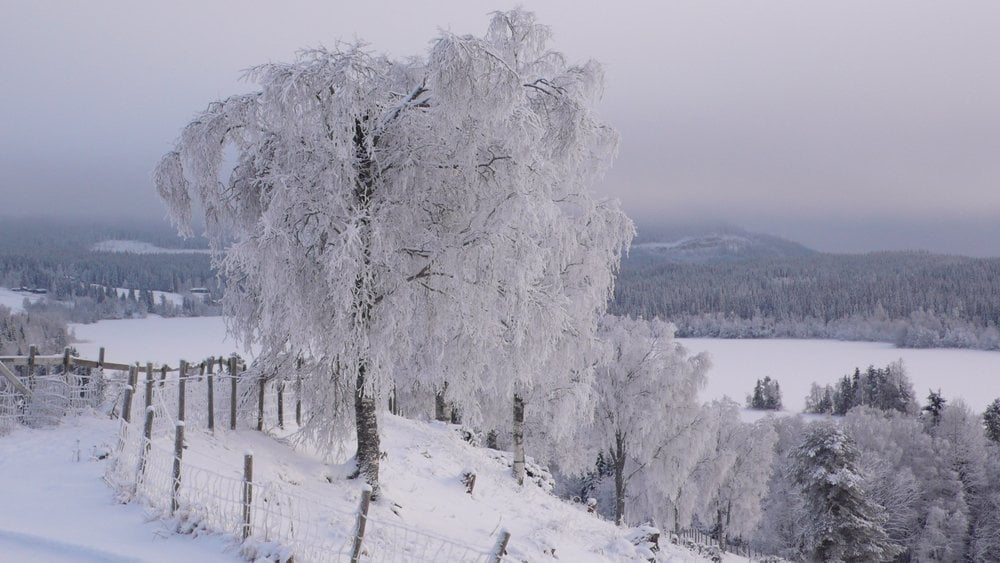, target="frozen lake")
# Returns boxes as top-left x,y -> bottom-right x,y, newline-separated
69,316 -> 1000,413
682,337 -> 1000,412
